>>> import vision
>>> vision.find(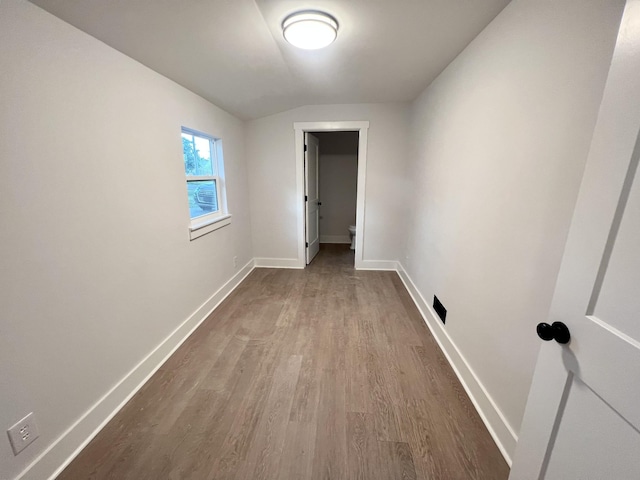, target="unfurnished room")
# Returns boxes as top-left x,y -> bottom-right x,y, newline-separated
1,0 -> 640,479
